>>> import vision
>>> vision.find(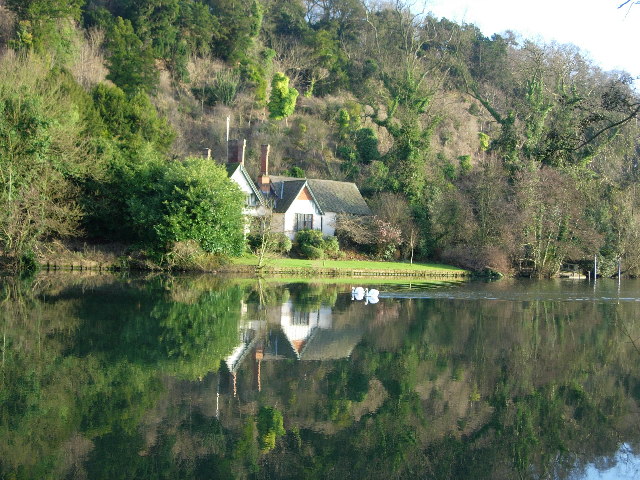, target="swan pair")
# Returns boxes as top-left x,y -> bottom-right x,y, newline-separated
351,287 -> 379,304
